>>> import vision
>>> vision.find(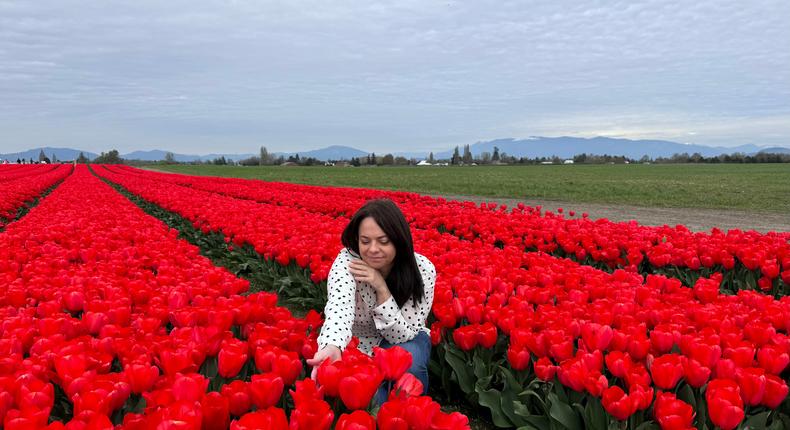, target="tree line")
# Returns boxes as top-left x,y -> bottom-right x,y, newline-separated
42,146 -> 790,166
